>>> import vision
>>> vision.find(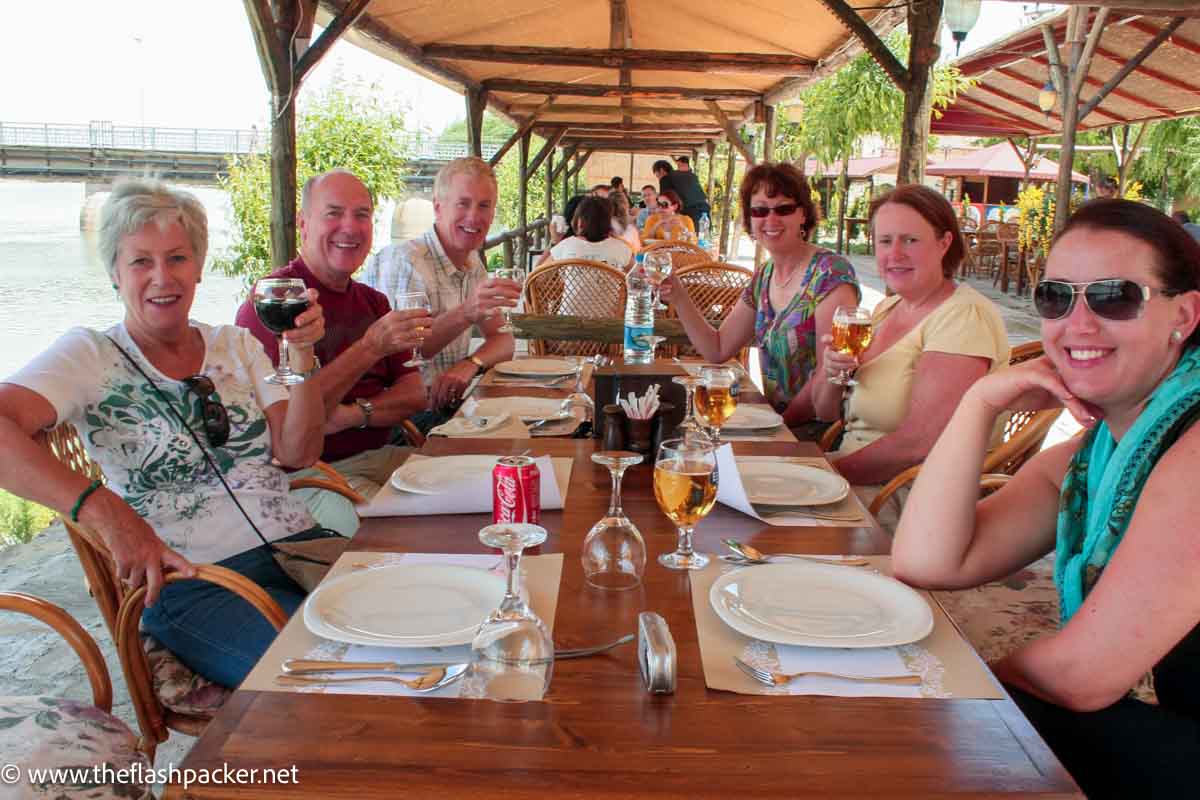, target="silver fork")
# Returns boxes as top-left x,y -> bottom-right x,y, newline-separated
734,657 -> 922,687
